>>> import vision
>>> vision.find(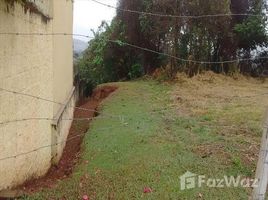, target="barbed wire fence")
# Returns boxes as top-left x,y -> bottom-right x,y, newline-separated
1,32 -> 268,65
0,84 -> 268,162
0,3 -> 268,196
84,0 -> 267,19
